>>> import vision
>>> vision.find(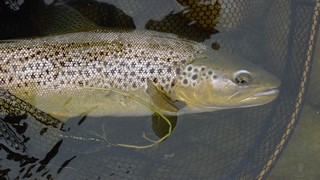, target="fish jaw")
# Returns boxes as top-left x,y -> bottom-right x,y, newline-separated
176,87 -> 280,115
